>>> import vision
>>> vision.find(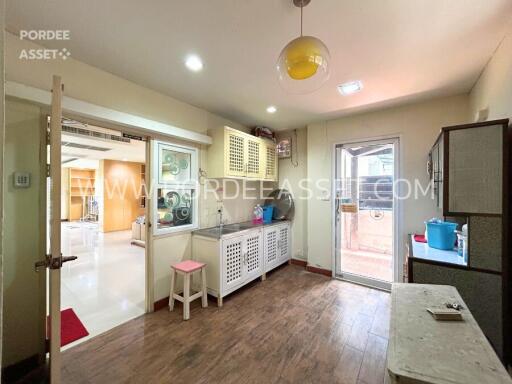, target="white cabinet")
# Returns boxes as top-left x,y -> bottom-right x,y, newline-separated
207,126 -> 278,181
221,236 -> 245,292
192,222 -> 290,305
264,222 -> 291,272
